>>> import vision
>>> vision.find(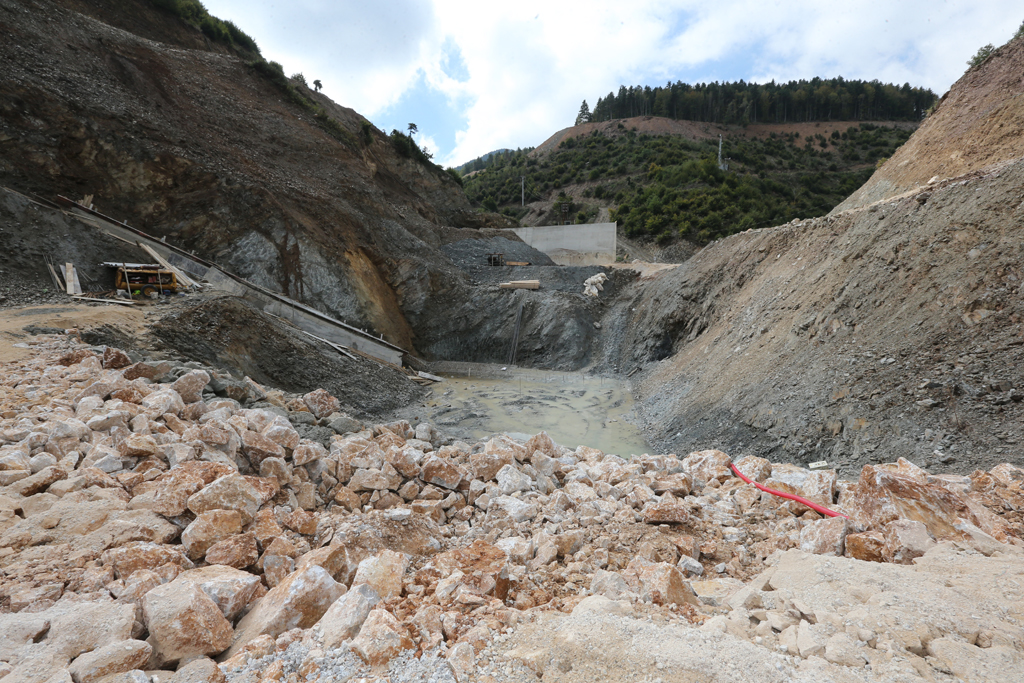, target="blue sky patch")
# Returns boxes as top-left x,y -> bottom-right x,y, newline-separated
375,70 -> 469,158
